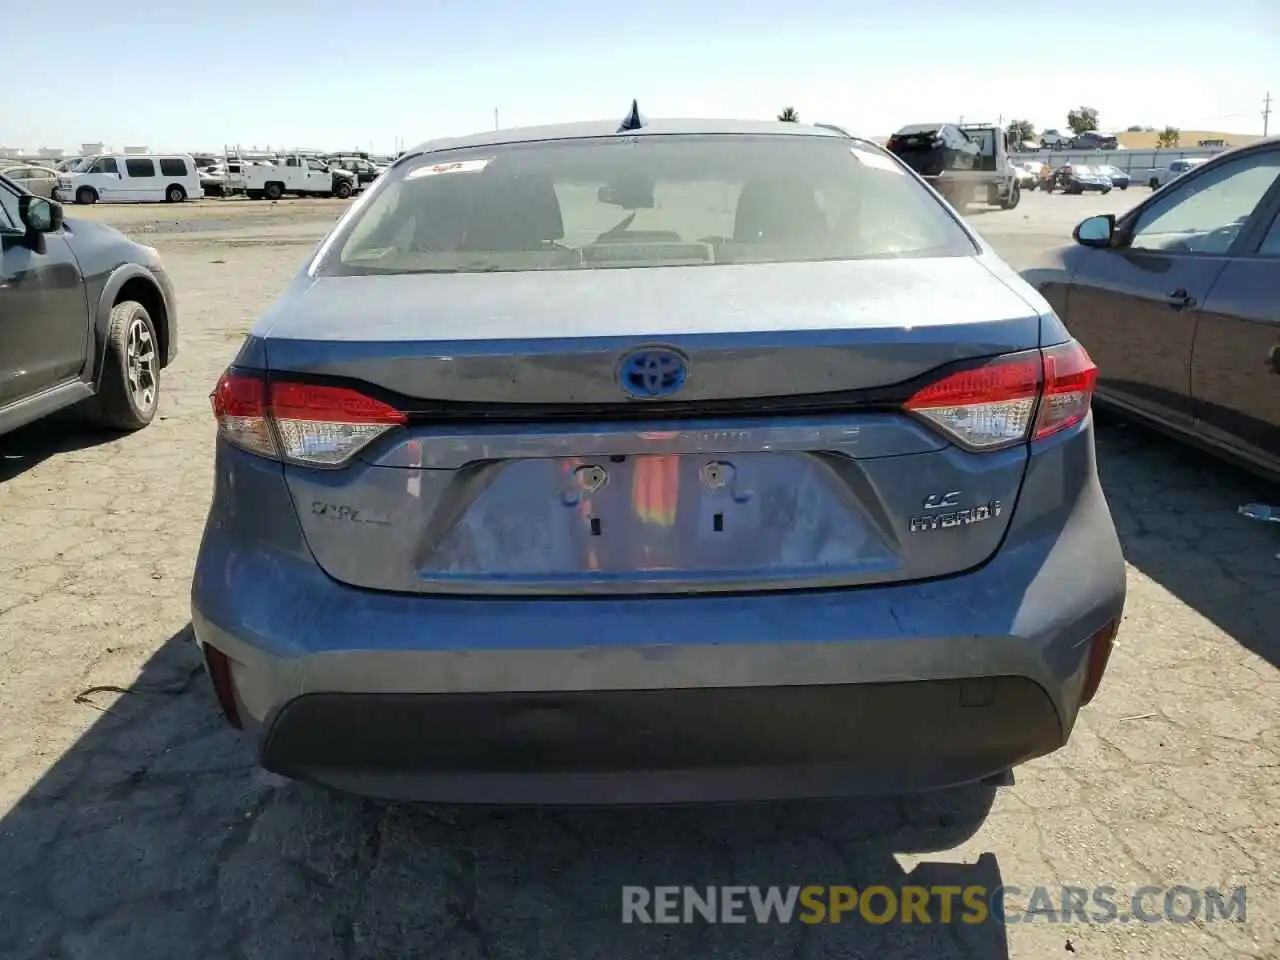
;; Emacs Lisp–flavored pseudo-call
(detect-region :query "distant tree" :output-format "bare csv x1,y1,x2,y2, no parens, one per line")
1067,107,1100,135
1125,124,1145,132
1157,126,1181,148
777,107,800,123
1006,119,1036,146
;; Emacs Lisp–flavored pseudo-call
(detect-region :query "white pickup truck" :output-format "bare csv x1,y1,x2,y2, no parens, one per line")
1146,157,1209,190
242,155,357,200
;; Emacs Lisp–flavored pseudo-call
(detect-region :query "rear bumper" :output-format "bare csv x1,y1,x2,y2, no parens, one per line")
191,419,1127,803
260,680,1061,804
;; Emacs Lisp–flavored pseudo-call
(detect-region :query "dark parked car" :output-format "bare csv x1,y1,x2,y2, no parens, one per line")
1051,164,1113,194
0,173,178,437
1022,138,1280,478
1071,132,1119,151
885,122,979,176
192,115,1126,804
330,156,381,185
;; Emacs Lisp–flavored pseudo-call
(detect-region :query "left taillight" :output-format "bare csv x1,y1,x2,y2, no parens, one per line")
210,368,406,467
903,341,1097,451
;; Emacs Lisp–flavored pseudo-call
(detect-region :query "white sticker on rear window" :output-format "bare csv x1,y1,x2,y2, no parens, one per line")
406,158,493,179
850,148,904,175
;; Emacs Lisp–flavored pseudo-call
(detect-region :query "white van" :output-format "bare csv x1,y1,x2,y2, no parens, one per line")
54,154,201,205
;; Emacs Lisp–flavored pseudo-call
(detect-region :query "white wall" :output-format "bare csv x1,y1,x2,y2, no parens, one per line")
1014,145,1225,174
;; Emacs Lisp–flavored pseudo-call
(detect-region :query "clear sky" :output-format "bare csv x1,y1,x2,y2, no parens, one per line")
9,0,1277,153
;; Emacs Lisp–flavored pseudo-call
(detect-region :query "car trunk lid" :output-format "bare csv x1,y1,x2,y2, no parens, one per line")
254,257,1051,596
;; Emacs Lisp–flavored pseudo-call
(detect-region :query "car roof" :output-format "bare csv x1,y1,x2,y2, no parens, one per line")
406,118,856,155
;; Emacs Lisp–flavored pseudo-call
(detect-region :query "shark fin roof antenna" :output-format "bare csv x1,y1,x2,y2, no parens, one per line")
617,100,646,133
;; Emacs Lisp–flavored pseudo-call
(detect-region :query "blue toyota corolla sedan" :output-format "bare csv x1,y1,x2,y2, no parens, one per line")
191,111,1126,804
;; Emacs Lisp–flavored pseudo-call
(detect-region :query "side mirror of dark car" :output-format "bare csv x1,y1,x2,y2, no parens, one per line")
18,195,62,252
1074,214,1115,248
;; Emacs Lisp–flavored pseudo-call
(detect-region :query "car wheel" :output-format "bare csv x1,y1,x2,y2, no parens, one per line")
264,182,284,200
1149,178,1160,189
1119,185,1128,190
76,186,98,205
333,179,353,199
1001,181,1021,209
165,184,187,203
91,300,160,431
1102,187,1112,195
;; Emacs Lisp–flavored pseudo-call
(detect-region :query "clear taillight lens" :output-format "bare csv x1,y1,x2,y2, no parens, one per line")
903,341,1097,451
211,369,407,467
904,351,1041,450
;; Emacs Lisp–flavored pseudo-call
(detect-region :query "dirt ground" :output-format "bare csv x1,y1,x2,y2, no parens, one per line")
0,190,1276,960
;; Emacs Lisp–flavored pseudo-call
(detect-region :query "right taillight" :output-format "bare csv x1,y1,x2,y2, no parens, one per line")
903,341,1097,451
1034,341,1098,440
210,368,406,467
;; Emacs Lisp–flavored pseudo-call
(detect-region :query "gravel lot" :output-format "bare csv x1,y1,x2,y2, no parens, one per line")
1,190,1276,960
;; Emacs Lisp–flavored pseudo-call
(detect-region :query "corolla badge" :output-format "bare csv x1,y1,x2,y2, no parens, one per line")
618,347,689,399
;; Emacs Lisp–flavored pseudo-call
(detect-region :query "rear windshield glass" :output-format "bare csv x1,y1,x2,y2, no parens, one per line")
318,134,975,276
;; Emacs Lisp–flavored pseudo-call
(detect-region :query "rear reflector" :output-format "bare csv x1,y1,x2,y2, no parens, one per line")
1079,618,1119,706
202,643,242,729
904,341,1096,451
211,370,406,467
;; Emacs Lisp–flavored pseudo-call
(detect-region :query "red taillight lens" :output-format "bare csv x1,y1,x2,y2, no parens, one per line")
1034,341,1098,440
211,369,277,459
211,369,407,467
903,341,1097,451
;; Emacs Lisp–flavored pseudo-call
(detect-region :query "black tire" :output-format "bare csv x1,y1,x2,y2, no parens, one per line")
246,190,265,200
76,186,98,205
165,184,187,203
264,182,284,200
1001,181,1021,210
91,300,160,431
1102,187,1112,195
1119,184,1128,190
1149,178,1160,189
333,179,353,199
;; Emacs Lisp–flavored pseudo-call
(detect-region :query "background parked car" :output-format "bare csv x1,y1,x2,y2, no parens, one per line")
0,173,178,437
1071,132,1119,150
1021,138,1280,479
1012,161,1043,188
1096,164,1131,189
54,154,201,204
1039,129,1073,149
1055,164,1113,194
329,156,381,186
1147,157,1209,190
0,164,58,199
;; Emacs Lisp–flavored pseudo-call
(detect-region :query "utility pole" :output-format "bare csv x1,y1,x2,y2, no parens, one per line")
494,107,500,130
1264,92,1272,137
